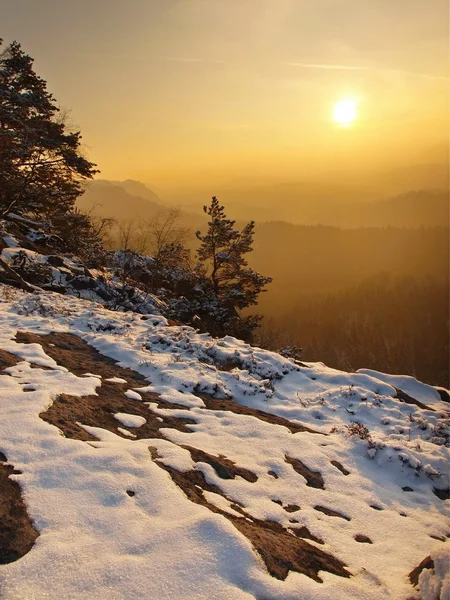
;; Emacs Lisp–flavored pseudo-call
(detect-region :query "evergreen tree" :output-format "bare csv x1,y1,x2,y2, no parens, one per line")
0,39,98,218
196,197,272,339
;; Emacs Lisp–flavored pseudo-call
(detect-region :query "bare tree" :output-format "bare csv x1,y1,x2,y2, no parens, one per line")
116,220,148,253
141,209,192,289
81,204,115,246
143,208,190,257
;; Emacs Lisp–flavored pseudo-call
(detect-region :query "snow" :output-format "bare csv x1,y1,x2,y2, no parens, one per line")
114,413,147,428
1,247,45,263
0,288,448,600
116,427,137,438
1,234,20,248
124,389,143,401
358,369,443,406
417,546,450,600
0,243,166,317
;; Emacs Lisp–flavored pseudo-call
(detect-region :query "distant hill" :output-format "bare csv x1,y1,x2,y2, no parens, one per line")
109,179,162,204
164,180,373,224
78,179,448,230
379,163,449,194
77,180,165,221
77,180,202,233
325,189,449,228
164,179,448,227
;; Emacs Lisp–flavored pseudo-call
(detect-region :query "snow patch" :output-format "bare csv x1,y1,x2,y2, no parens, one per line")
114,413,147,428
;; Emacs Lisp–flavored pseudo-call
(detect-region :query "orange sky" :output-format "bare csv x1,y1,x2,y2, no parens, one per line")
3,0,449,188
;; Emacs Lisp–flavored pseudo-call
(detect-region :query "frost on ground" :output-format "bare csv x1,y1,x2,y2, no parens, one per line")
0,288,448,600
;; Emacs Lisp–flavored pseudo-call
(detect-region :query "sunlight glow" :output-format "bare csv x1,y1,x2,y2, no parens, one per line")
333,98,358,126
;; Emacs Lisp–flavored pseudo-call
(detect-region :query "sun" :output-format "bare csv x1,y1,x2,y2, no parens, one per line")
333,98,358,126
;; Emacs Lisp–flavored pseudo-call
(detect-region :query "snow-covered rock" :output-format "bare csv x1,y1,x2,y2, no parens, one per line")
0,288,448,600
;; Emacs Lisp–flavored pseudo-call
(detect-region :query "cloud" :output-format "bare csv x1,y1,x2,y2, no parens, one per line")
282,61,449,81
164,57,226,65
283,62,367,71
164,57,204,63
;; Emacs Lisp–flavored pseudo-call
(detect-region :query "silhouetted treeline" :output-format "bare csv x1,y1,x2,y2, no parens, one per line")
257,273,449,388
251,224,448,305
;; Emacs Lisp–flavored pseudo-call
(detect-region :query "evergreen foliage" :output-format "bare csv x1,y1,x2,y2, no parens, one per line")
49,208,110,266
195,197,272,339
0,39,98,218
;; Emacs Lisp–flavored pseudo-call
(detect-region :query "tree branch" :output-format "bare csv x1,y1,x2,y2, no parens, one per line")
0,257,39,293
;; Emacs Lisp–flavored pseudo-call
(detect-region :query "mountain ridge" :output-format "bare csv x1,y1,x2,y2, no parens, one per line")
79,179,449,228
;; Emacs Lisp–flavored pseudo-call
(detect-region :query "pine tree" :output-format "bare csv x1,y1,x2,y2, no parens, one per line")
0,39,98,218
196,197,272,339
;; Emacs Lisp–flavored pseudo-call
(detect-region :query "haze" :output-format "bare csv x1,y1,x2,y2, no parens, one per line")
3,0,449,190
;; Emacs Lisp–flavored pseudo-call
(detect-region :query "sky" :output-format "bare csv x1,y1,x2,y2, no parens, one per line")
2,0,449,188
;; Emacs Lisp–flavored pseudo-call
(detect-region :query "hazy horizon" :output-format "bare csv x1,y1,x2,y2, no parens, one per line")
3,0,449,190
